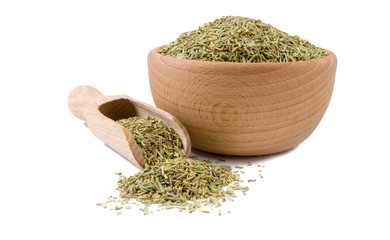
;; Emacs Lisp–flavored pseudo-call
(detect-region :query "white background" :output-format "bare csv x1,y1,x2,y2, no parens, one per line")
1,0,389,239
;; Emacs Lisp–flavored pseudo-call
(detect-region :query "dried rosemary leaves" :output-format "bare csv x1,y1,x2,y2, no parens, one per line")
116,157,243,213
159,16,328,63
117,116,186,165
97,116,263,215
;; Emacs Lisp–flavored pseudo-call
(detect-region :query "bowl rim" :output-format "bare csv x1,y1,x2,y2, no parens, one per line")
149,46,336,67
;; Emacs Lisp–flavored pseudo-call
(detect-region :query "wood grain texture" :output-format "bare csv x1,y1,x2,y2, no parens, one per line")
68,85,192,169
148,48,337,156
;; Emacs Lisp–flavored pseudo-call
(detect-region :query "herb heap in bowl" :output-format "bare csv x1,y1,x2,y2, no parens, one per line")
159,16,328,63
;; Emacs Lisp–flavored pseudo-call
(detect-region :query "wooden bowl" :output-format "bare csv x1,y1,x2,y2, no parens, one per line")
148,47,337,156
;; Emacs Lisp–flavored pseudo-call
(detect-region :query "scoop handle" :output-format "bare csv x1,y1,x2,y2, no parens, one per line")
68,85,105,121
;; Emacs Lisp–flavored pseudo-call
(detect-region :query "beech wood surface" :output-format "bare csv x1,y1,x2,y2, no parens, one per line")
148,48,337,156
68,85,191,169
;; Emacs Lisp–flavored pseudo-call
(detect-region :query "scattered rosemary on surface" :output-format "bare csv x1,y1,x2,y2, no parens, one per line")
95,116,266,215
116,157,245,214
159,16,328,63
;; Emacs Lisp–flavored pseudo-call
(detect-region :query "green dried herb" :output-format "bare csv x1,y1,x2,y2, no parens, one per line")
113,157,247,213
117,116,186,165
159,16,328,63
95,115,264,215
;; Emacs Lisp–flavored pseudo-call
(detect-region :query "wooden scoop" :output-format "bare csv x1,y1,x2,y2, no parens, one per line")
68,85,191,169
